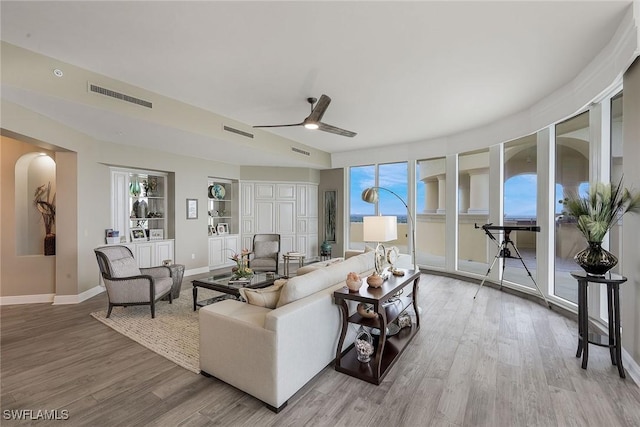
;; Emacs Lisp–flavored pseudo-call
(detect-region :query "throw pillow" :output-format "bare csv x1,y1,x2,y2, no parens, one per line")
110,257,141,278
254,241,279,258
239,279,287,309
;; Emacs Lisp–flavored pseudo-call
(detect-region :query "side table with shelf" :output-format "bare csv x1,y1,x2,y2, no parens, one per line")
333,269,421,384
571,270,627,378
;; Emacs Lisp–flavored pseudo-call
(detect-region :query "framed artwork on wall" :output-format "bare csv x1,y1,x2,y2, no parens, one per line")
324,190,337,243
186,198,198,219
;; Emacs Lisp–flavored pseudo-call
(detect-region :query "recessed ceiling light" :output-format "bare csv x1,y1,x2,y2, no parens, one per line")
53,69,64,77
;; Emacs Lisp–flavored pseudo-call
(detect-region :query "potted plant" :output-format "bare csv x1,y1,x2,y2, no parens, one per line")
561,178,640,275
33,182,56,256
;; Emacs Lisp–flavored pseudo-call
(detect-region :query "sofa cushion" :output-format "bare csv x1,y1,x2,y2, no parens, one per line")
295,257,344,276
276,251,375,308
110,257,141,278
239,279,287,308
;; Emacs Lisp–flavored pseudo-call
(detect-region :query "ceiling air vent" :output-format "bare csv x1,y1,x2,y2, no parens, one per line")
291,147,310,156
223,125,254,139
88,83,152,109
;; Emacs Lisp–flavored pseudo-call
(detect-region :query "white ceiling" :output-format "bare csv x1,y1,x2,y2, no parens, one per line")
0,1,633,167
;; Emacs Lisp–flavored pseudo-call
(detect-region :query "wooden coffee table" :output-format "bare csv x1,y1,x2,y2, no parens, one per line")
192,272,283,310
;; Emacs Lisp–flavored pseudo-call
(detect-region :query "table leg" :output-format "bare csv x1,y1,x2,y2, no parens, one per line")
284,257,289,277
607,283,616,365
612,283,626,378
576,279,584,359
334,300,349,368
581,280,589,369
192,285,197,311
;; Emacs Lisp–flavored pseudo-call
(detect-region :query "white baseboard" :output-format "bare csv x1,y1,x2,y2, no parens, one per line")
1,286,105,306
185,266,209,277
53,286,104,305
0,293,55,305
623,348,640,387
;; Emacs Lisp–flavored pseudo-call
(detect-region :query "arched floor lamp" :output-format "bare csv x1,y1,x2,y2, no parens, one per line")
361,187,417,270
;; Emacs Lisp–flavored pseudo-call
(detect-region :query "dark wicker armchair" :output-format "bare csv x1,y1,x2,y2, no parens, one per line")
94,245,173,318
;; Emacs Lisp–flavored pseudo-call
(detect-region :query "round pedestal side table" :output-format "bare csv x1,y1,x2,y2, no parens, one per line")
571,270,627,378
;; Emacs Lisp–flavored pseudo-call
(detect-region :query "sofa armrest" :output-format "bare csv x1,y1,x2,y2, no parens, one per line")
199,301,279,406
140,265,171,278
344,250,363,259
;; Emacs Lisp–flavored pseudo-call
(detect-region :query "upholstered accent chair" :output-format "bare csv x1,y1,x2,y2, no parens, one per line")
94,245,173,318
249,234,281,275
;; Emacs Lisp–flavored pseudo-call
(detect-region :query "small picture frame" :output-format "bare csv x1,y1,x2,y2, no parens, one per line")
130,227,147,242
186,198,198,219
208,225,216,236
149,229,164,240
217,223,229,235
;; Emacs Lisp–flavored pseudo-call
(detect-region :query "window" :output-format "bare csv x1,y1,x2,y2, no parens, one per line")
349,165,375,250
416,157,446,268
554,111,590,304
503,134,538,286
457,149,490,275
348,162,408,252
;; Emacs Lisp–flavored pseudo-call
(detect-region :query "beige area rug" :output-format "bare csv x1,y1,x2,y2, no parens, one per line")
90,287,223,374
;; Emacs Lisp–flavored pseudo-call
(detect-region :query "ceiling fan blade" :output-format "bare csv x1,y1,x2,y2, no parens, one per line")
317,122,357,137
253,123,303,129
306,94,331,123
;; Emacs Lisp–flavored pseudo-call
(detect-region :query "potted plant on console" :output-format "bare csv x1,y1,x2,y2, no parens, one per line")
561,178,640,276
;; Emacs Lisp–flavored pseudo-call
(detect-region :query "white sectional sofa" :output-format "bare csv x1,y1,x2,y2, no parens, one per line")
198,251,377,412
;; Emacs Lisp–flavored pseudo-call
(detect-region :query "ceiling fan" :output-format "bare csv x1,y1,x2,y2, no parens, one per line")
253,94,357,137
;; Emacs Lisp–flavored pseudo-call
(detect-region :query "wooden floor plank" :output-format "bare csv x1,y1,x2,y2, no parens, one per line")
1,273,639,426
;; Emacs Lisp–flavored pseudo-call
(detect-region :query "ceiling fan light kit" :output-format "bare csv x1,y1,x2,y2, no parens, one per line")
254,94,356,137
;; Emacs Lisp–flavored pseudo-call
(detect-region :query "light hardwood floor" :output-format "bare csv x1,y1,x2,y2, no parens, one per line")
2,273,640,426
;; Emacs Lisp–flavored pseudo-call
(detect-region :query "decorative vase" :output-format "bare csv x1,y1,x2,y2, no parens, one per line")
44,233,56,256
129,177,141,196
574,241,618,276
367,272,383,288
357,303,377,319
321,240,332,253
355,326,374,363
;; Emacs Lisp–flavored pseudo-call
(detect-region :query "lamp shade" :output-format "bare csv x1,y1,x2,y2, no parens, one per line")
363,216,398,242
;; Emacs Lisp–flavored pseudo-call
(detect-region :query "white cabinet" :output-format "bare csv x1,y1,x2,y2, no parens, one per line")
208,235,240,269
241,181,319,260
119,240,174,268
255,201,275,233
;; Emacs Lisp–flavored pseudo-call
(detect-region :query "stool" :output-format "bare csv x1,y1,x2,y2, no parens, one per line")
320,249,331,261
571,270,627,378
283,253,305,276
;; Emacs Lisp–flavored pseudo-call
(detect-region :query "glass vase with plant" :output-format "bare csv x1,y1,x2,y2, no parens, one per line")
561,178,640,275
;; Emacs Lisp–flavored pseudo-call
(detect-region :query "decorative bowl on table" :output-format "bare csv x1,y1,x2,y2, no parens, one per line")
366,272,383,288
345,272,362,292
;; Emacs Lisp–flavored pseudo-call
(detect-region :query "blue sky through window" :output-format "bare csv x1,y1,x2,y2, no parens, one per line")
350,163,409,220
505,174,537,218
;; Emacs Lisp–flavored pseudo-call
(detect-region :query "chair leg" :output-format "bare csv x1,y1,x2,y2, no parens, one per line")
151,301,155,319
169,291,173,304
106,304,113,318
